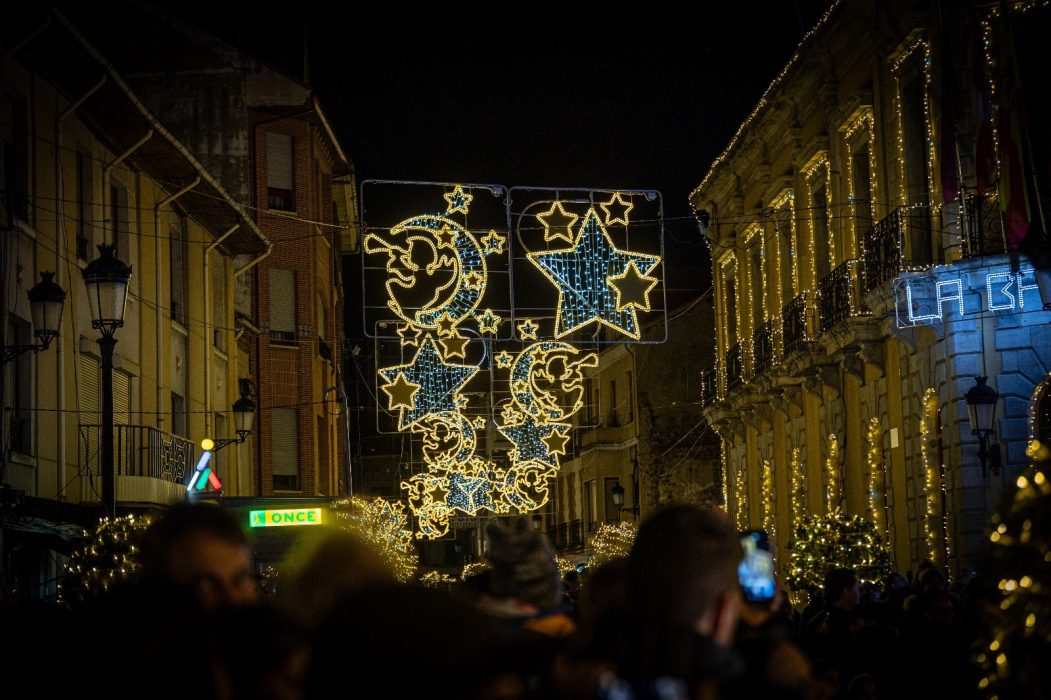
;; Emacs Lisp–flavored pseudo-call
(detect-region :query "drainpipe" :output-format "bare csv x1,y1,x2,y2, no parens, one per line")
102,129,153,242
204,225,239,438
53,74,106,500
233,244,273,279
154,177,200,431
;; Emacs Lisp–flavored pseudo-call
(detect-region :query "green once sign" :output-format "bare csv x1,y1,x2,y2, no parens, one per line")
248,508,324,528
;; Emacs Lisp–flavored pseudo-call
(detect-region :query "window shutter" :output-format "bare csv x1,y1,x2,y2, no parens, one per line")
79,354,100,423
269,268,296,336
271,408,298,476
113,371,131,426
267,133,293,190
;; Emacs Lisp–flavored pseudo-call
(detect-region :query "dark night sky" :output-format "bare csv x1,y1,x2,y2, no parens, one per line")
183,4,832,298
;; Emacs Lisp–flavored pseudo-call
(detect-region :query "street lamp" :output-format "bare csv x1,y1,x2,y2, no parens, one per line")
611,482,639,516
209,395,256,452
1,272,66,365
81,244,132,516
966,375,1000,476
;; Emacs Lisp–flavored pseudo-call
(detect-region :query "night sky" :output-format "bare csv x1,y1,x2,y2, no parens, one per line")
181,3,832,300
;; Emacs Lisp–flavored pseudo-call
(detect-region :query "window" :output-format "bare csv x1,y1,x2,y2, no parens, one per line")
774,206,795,304
79,353,100,424
76,149,93,260
212,256,226,350
170,211,189,326
851,147,873,242
171,393,187,437
724,272,737,341
267,133,294,211
608,378,618,426
583,479,596,532
317,292,327,341
111,182,130,265
272,408,299,490
811,176,831,280
1,93,28,221
6,316,32,454
113,371,131,427
316,415,328,491
604,477,621,523
749,241,764,329
624,370,633,424
269,268,296,344
899,57,935,266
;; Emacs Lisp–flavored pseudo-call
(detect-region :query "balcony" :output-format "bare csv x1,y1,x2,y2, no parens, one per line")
818,260,865,333
725,343,744,391
556,522,568,549
861,205,934,294
963,191,1005,258
782,293,808,355
568,518,584,549
78,425,196,502
752,320,776,375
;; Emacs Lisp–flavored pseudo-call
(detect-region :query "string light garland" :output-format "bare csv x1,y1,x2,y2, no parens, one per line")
735,456,749,531
418,570,457,587
528,207,661,341
720,438,730,508
787,510,891,594
790,447,806,532
843,108,879,257
920,389,948,566
589,521,637,568
761,458,776,552
803,153,834,288
865,417,887,537
333,497,418,582
825,433,842,513
60,514,150,606
461,561,491,581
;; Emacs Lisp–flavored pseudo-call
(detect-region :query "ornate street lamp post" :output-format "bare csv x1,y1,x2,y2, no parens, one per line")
966,375,1000,476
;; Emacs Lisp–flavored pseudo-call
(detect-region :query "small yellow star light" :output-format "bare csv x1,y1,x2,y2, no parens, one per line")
600,191,633,226
444,184,473,215
536,201,579,244
397,323,421,348
473,416,487,430
435,313,458,337
434,225,458,249
463,271,484,291
609,260,660,312
438,335,469,359
476,308,502,334
517,318,540,340
482,230,506,255
381,372,420,411
494,351,514,368
455,394,470,409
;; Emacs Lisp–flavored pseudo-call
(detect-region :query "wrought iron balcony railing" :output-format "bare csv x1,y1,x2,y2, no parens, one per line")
78,424,196,485
782,293,808,355
725,342,744,391
818,259,865,333
963,191,1005,258
861,205,934,294
568,519,584,548
752,320,776,375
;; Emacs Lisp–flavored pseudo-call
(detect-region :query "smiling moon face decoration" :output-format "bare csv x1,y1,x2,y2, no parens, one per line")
364,214,487,331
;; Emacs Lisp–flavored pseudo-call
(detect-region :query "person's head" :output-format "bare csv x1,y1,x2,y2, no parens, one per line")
627,504,742,646
824,568,859,609
917,566,947,593
485,517,560,611
140,503,259,610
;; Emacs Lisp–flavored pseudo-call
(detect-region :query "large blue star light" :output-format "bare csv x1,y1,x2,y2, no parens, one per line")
378,339,478,429
528,208,660,340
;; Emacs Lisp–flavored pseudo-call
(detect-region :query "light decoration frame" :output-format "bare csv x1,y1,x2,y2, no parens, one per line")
761,458,776,552
842,107,880,261
720,438,730,508
866,416,887,538
790,447,806,532
825,433,841,513
735,449,749,531
802,152,834,292
742,224,767,372
770,190,799,304
920,388,950,567
717,252,739,393
332,496,418,582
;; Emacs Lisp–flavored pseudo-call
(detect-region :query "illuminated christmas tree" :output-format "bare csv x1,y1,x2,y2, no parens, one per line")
59,514,151,606
786,510,890,593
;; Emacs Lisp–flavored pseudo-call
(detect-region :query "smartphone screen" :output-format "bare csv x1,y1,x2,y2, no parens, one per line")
738,530,776,603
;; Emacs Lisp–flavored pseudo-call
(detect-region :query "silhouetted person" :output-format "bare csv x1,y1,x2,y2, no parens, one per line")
140,502,260,610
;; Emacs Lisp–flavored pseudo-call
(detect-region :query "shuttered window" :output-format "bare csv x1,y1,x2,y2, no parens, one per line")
113,371,131,426
267,133,294,211
269,268,296,344
111,182,130,265
79,353,100,424
271,408,299,490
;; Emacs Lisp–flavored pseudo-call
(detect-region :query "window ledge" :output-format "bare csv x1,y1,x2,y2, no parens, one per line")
8,451,37,467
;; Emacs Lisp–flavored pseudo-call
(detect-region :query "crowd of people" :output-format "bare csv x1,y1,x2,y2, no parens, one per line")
0,502,1018,699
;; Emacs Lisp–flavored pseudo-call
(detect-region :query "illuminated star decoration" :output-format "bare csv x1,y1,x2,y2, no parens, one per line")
396,323,421,348
498,415,571,468
600,191,633,226
448,470,494,515
481,230,506,255
609,261,660,312
378,339,477,429
517,318,540,340
380,372,420,411
528,208,661,340
494,351,514,368
475,308,502,334
473,416,487,430
438,334,469,359
444,184,474,214
536,200,579,244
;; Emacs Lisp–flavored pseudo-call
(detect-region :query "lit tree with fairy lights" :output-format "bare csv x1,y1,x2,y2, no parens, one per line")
59,514,151,606
786,510,890,594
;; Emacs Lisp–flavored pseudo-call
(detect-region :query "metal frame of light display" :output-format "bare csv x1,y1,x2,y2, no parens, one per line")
363,182,663,539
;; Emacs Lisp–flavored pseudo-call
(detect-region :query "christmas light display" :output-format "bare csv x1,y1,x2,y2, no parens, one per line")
735,457,749,531
60,514,150,606
920,389,949,566
589,521,637,568
787,511,891,594
865,417,887,537
517,318,540,340
333,497,418,582
825,434,841,513
790,447,806,531
461,561,491,581
418,570,457,587
536,200,579,244
443,184,473,214
528,208,661,340
600,191,634,226
378,339,478,430
761,459,776,551
481,229,506,255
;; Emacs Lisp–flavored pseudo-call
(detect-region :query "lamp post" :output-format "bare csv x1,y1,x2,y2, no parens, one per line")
1,272,66,366
81,244,131,516
209,395,256,452
610,482,639,517
966,375,1000,477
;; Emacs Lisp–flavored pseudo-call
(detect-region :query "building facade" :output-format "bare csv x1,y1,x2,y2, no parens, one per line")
694,0,1051,576
0,11,267,597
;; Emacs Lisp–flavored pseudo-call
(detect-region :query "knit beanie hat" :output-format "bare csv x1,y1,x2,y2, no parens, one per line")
486,517,560,610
